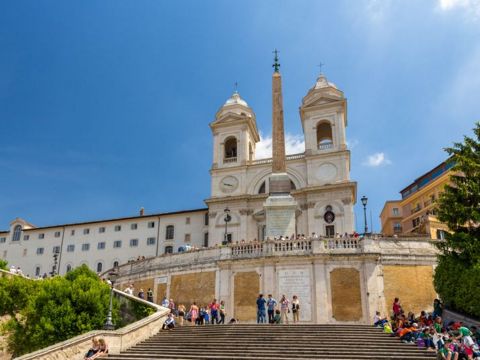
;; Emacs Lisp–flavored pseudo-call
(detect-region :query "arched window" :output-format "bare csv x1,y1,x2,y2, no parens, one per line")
96,262,103,273
12,225,22,241
35,266,41,277
66,264,72,273
113,260,119,268
165,225,174,240
258,181,266,194
316,122,333,149
224,137,237,160
165,246,173,254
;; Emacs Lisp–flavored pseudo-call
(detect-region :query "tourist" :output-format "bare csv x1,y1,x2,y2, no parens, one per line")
162,313,175,330
189,302,199,326
392,297,402,318
177,304,186,326
280,294,290,325
161,296,169,308
168,299,176,314
292,295,300,323
124,284,133,295
146,288,153,302
208,299,219,324
89,338,108,359
256,294,267,324
273,309,282,324
455,326,475,359
373,311,387,327
138,288,145,299
433,299,443,318
218,300,226,324
84,337,99,359
266,294,277,324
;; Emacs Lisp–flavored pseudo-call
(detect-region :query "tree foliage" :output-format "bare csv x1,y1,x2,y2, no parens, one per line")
0,259,7,271
0,265,118,357
434,122,480,317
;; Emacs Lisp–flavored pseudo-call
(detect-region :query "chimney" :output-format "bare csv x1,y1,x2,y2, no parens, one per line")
139,207,145,216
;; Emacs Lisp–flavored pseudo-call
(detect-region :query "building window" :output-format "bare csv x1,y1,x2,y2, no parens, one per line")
113,240,122,248
130,239,139,247
53,246,60,254
114,225,121,232
12,225,22,241
82,243,90,251
23,235,29,240
393,223,402,233
66,264,72,272
186,217,190,225
325,225,335,238
35,266,41,277
436,230,446,240
67,244,75,252
203,232,209,247
392,208,399,216
316,121,333,149
148,221,155,228
83,228,90,235
0,237,6,243
166,225,174,240
96,262,103,273
97,242,106,250
147,237,156,246
184,234,191,242
36,247,44,255
99,227,106,233
204,213,209,226
54,231,61,238
71,229,75,236
164,246,173,254
131,223,138,230
38,233,45,239
113,261,119,268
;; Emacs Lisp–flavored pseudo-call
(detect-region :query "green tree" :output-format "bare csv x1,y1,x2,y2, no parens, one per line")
0,259,7,271
434,122,480,317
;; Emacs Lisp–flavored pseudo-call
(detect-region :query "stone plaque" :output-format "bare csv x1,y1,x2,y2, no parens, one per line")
278,268,312,322
265,195,297,238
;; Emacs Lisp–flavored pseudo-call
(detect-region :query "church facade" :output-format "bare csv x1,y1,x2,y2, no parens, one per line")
0,72,356,278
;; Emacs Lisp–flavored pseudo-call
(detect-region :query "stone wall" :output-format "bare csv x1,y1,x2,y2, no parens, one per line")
234,271,260,321
169,272,216,308
383,265,437,316
330,268,362,321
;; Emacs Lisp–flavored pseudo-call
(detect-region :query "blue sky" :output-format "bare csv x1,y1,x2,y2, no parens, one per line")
1,0,479,232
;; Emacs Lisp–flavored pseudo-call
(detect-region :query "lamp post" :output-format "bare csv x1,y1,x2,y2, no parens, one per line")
50,249,59,276
223,208,231,245
104,269,118,330
361,195,368,236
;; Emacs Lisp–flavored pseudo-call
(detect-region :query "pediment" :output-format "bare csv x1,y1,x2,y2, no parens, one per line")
302,93,343,108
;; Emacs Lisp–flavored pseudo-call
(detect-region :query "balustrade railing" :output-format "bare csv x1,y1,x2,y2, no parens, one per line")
250,153,305,165
223,157,237,164
325,237,359,250
318,142,333,150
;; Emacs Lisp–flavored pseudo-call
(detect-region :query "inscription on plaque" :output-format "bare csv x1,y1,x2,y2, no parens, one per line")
278,268,312,322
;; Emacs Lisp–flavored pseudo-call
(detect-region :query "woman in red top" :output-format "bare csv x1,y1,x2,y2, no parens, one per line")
392,297,402,317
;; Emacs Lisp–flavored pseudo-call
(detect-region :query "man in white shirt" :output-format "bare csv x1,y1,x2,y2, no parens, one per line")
162,313,175,330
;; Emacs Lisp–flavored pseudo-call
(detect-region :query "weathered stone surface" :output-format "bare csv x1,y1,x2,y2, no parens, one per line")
383,265,437,315
330,268,362,321
156,283,167,304
265,194,297,238
234,271,259,321
169,272,215,308
278,268,312,321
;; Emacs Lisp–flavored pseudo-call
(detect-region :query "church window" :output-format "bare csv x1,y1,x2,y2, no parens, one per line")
316,122,333,149
258,181,266,194
224,137,237,160
165,246,173,254
166,225,174,240
204,213,209,226
96,262,103,273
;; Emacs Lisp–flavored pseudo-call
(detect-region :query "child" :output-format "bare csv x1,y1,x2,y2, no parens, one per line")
373,311,387,327
273,309,282,324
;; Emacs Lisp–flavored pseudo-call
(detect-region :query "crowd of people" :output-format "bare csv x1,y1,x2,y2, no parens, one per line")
256,294,301,324
375,298,480,359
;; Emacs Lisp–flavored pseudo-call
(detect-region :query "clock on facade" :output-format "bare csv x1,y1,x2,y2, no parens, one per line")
220,176,239,193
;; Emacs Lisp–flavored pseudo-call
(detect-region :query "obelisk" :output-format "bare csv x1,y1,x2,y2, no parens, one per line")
264,50,297,239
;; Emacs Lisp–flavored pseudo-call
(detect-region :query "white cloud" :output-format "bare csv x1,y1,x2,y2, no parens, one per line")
437,0,480,19
255,132,305,159
362,152,392,167
347,139,360,149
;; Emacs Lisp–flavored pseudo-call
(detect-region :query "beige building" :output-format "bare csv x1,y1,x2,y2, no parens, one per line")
380,160,452,239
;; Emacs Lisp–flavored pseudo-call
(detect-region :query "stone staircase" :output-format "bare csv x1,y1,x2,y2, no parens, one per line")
107,324,437,360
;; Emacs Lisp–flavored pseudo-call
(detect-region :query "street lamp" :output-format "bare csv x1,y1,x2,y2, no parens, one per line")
361,195,368,236
50,249,59,276
104,269,118,330
223,208,232,245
